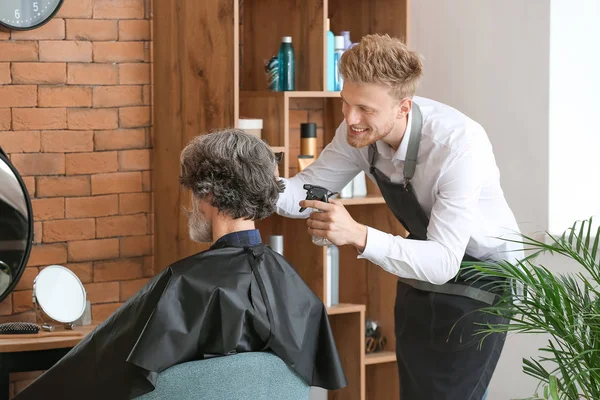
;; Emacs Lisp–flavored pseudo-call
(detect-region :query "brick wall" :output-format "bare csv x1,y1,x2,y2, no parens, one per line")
0,1,153,394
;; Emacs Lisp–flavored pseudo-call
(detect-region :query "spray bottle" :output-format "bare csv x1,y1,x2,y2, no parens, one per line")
299,184,338,246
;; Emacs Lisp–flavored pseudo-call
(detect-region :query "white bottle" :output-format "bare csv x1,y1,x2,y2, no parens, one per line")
325,245,339,307
352,171,367,197
340,180,353,198
333,36,345,91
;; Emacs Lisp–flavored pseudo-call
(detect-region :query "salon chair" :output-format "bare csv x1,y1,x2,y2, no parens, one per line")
134,351,311,400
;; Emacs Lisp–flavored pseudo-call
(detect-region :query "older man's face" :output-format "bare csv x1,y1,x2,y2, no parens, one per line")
188,196,212,242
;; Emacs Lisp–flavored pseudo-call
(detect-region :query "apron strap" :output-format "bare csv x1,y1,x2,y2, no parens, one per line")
404,102,423,185
398,277,498,305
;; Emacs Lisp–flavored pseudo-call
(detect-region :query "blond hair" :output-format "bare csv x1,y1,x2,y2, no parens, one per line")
339,34,423,100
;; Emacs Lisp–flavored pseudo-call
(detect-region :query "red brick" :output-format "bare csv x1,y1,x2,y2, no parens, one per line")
56,0,93,18
119,192,151,215
13,290,33,313
11,19,65,40
120,278,150,300
119,20,150,41
66,262,93,283
118,63,150,85
34,221,42,243
68,238,119,262
92,302,122,323
94,128,146,151
0,311,36,324
120,235,152,257
66,195,118,218
0,31,9,40
0,295,12,316
41,130,93,153
15,267,39,291
93,258,143,282
94,0,144,19
11,153,65,175
38,86,92,107
22,176,35,197
141,170,151,191
0,109,10,130
119,106,150,128
68,108,118,130
31,197,65,221
118,149,150,171
27,243,68,266
11,62,66,84
85,282,119,304
66,19,118,41
93,42,144,63
42,218,95,243
0,63,10,84
67,63,118,85
0,42,38,62
0,85,37,108
37,176,90,197
0,131,40,152
91,171,142,195
97,214,147,238
12,108,67,130
142,255,154,276
66,151,118,175
93,86,143,108
39,41,92,62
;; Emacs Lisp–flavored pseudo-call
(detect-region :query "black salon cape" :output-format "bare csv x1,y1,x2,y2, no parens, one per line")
15,243,347,399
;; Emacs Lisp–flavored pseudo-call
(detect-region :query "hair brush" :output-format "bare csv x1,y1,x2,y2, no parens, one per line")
0,322,84,338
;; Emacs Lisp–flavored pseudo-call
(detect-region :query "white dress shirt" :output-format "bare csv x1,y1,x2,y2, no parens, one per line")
276,96,524,285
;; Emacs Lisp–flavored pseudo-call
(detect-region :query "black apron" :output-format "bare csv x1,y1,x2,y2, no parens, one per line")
368,104,508,400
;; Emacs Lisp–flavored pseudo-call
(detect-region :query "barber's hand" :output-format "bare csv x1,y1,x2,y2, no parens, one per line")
300,199,367,251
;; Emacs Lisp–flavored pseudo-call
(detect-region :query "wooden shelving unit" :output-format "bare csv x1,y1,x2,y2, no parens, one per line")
154,1,409,399
365,351,397,365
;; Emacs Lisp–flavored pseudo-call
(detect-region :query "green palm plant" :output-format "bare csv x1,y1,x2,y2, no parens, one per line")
464,217,600,400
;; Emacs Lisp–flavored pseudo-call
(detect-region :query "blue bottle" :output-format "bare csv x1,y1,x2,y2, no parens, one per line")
333,36,345,91
278,36,295,91
326,19,335,91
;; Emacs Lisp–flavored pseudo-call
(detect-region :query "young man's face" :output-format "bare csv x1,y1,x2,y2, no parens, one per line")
341,81,405,148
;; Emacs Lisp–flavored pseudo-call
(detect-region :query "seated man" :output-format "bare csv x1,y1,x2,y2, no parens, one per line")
15,129,347,400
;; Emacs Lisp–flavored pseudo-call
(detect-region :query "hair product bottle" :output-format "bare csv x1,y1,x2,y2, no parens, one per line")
278,36,295,91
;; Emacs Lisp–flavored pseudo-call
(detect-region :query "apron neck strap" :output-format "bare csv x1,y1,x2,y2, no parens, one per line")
367,102,423,186
404,102,423,184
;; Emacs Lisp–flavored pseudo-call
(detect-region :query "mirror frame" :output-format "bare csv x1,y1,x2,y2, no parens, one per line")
0,146,35,304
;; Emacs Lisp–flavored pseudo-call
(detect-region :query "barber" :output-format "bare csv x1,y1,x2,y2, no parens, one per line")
276,34,524,400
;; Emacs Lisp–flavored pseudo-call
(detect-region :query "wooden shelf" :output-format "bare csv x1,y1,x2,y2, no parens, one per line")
241,90,341,99
364,351,397,366
327,303,366,315
338,195,386,206
270,146,285,153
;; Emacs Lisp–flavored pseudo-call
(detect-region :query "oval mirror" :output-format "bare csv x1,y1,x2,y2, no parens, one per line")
33,265,86,331
0,147,34,303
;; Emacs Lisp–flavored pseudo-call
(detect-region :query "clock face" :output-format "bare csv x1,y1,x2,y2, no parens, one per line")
0,0,64,31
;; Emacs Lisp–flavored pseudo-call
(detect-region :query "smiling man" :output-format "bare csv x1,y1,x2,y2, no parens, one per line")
276,34,524,400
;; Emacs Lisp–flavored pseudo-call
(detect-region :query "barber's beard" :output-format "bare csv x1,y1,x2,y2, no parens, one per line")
346,121,395,148
187,205,213,243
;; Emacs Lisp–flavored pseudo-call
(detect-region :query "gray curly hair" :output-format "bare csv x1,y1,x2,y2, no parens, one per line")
180,129,285,220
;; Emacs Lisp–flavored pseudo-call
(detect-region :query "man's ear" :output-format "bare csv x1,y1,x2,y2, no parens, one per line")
396,97,412,119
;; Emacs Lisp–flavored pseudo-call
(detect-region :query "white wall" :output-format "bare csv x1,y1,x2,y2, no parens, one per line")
410,1,552,398
548,0,600,234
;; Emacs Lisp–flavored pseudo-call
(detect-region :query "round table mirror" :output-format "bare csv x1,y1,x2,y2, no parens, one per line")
33,265,86,330
0,147,34,303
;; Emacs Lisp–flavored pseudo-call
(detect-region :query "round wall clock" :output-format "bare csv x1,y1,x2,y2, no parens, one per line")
0,0,64,31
